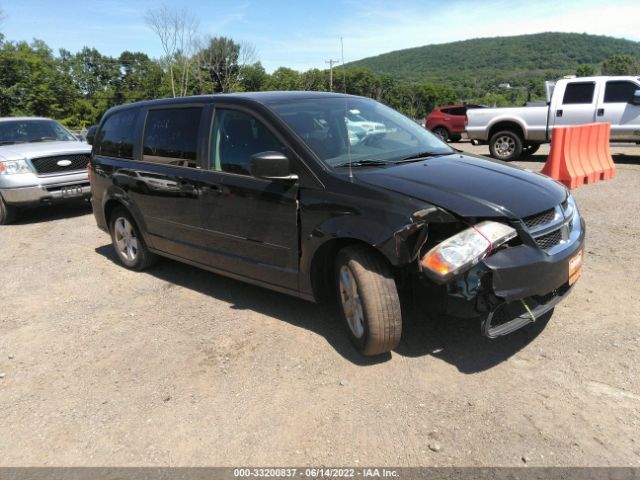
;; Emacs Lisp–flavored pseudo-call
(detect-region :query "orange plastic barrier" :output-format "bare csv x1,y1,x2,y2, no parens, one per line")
540,123,616,189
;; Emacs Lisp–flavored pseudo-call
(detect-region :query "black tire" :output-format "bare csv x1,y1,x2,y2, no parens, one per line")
0,194,18,225
450,134,462,143
432,127,449,143
489,130,523,161
335,245,402,356
521,144,541,158
109,207,157,270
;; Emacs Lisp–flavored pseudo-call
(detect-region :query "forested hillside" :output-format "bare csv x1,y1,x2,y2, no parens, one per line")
346,32,640,84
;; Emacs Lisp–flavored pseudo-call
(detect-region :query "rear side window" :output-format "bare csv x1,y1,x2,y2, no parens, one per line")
143,108,202,168
439,108,451,115
448,107,466,116
97,109,139,159
604,81,638,103
562,83,595,105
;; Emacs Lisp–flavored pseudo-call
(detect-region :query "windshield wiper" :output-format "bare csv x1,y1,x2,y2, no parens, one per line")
333,159,391,168
395,151,449,163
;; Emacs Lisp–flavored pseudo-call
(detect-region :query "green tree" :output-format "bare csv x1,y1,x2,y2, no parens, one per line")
602,54,640,75
301,68,327,92
238,62,267,92
576,64,595,77
265,67,302,91
0,39,77,119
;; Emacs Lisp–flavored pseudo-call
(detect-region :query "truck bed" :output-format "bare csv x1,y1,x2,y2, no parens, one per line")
466,105,549,143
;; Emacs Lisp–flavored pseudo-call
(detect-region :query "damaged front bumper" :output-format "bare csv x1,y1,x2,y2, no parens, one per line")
432,215,585,337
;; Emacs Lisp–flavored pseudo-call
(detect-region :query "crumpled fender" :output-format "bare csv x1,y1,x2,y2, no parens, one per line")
380,206,458,264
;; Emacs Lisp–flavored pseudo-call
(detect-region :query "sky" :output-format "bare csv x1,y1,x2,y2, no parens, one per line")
1,0,639,72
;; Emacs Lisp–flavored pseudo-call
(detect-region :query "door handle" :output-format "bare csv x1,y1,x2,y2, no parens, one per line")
556,109,563,117
597,108,605,117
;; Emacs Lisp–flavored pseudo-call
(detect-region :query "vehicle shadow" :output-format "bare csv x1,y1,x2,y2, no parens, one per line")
95,244,547,372
396,302,551,373
12,200,92,225
94,244,386,366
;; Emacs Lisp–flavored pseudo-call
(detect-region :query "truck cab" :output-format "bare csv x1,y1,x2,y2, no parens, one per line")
550,76,640,140
466,76,640,161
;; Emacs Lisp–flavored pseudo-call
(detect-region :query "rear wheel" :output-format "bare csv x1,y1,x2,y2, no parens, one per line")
489,130,523,161
432,127,449,143
0,195,18,225
109,207,156,270
335,246,402,356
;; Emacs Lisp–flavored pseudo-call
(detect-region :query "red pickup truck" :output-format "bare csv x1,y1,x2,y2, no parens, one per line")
426,104,485,142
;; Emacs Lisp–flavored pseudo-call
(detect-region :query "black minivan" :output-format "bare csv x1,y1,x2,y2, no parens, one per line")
88,92,584,356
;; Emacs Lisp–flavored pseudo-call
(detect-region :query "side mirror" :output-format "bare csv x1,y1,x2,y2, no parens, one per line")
249,151,298,181
86,125,98,145
632,90,640,106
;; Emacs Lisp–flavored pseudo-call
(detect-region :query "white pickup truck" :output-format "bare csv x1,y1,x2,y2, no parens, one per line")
466,76,640,161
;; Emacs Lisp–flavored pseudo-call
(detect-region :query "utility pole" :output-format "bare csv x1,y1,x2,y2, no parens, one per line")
325,59,340,92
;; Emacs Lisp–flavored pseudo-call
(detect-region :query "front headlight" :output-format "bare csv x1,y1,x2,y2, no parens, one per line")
0,159,33,175
421,221,517,282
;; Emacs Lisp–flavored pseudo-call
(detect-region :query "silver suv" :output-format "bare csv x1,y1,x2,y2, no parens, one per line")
0,117,92,224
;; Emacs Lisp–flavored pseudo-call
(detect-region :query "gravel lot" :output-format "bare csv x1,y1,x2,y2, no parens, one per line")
1,143,639,466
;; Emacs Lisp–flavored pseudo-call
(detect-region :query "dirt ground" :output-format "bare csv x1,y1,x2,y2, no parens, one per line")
1,143,639,467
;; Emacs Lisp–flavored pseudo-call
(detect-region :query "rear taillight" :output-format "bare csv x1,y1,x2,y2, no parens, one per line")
87,161,92,185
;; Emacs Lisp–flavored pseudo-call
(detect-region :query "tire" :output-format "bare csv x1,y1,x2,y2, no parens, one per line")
0,194,18,225
335,245,402,356
109,207,157,270
521,144,541,158
489,130,523,161
432,127,449,143
450,134,462,143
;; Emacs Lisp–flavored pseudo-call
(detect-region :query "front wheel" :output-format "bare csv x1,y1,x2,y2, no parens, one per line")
0,195,18,225
489,130,523,161
109,207,157,270
335,246,402,356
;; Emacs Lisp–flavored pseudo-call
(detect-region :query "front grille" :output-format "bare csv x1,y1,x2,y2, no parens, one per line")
535,229,563,250
523,208,556,229
30,154,90,175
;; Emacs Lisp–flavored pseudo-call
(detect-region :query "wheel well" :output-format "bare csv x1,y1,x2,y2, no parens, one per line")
104,199,125,227
432,125,449,133
309,238,389,304
488,122,524,141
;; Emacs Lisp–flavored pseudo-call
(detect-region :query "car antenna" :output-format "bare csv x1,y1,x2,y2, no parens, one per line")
341,36,353,181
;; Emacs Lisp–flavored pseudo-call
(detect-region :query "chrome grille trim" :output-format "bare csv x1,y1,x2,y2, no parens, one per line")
523,198,581,254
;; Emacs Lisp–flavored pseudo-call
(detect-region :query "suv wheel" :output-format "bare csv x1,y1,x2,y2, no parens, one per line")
489,130,523,161
335,246,402,356
0,195,18,225
432,127,449,142
109,207,156,270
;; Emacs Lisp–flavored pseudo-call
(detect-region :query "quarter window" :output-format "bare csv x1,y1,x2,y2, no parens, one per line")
448,107,466,116
210,109,286,176
604,81,638,103
97,109,139,159
143,108,202,168
562,83,595,105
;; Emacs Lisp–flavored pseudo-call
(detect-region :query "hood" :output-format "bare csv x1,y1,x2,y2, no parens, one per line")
0,141,91,162
354,153,567,219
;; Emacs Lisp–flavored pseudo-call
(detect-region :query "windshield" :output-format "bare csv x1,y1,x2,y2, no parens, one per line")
0,119,77,145
269,97,454,168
